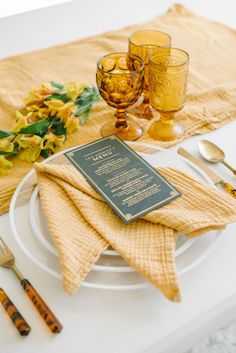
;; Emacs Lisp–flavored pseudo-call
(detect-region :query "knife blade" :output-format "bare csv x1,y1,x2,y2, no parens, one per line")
177,147,236,198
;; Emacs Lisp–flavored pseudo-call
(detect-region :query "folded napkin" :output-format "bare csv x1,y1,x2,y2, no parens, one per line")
1,4,236,215
34,163,236,302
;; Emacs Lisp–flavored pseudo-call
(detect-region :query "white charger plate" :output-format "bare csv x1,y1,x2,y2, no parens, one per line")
9,142,222,290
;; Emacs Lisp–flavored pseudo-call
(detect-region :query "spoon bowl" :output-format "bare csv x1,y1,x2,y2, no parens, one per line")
198,139,236,175
198,140,225,163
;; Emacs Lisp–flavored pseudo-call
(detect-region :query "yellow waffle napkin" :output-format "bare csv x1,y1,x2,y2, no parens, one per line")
34,163,236,302
1,4,236,215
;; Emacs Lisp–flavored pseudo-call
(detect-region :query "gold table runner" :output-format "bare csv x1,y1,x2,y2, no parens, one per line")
1,4,236,214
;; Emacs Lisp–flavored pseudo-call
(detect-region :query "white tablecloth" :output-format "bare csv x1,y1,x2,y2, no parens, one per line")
1,1,236,352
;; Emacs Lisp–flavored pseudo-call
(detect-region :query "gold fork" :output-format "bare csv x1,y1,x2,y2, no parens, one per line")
0,236,63,333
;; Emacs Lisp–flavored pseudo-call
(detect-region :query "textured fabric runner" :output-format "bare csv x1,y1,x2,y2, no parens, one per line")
1,4,236,214
34,163,236,301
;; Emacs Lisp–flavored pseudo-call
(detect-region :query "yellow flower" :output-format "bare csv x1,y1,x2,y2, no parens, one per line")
44,99,65,117
44,99,64,109
37,83,53,96
20,148,41,163
24,92,44,106
24,83,53,106
64,82,86,100
0,156,13,175
57,101,77,124
64,115,80,135
0,139,14,175
0,139,14,153
18,135,42,163
18,135,42,149
42,133,65,151
24,107,51,122
12,111,28,133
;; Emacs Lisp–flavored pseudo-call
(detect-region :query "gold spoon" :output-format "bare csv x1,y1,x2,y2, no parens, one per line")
198,140,236,175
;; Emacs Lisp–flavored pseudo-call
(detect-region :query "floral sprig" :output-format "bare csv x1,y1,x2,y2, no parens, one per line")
0,81,100,175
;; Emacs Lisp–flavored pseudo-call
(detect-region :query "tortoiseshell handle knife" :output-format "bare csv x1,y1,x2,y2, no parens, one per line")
178,147,236,198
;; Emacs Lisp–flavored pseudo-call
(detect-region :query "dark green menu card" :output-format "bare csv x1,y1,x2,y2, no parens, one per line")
65,135,181,224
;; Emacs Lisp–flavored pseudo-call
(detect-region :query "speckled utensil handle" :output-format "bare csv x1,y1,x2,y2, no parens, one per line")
21,279,63,334
0,288,31,336
223,182,236,198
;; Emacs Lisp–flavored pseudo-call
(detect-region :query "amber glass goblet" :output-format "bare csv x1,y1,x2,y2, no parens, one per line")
128,30,171,120
96,52,144,141
148,48,189,141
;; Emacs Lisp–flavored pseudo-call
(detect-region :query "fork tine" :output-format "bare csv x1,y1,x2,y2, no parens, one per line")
0,236,11,255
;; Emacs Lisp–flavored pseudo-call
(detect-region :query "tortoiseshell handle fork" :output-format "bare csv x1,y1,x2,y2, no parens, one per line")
0,288,31,336
21,279,62,333
0,236,63,334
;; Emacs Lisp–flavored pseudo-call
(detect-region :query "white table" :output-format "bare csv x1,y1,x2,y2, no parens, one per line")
1,1,236,352
0,0,72,18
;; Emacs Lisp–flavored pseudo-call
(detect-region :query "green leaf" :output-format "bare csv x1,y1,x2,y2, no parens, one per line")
53,89,67,95
19,120,50,137
75,94,91,106
75,103,91,117
83,87,93,94
92,86,100,100
79,106,92,126
0,129,13,139
75,86,100,106
46,93,70,103
40,149,50,159
50,81,64,89
0,149,18,156
51,119,66,136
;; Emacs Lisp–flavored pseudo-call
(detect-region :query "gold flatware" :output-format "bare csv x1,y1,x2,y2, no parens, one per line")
198,140,236,175
0,237,63,334
0,287,31,336
178,147,236,198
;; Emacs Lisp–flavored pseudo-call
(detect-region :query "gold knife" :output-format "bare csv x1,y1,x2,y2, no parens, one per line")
177,147,236,198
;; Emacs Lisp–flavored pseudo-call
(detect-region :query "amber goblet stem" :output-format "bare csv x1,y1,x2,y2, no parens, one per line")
115,109,128,128
160,111,175,124
142,87,149,104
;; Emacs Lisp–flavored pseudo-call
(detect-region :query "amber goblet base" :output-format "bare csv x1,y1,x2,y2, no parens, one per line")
148,113,184,142
101,115,142,141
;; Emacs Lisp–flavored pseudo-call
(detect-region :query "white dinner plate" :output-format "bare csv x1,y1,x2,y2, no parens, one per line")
9,141,222,290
